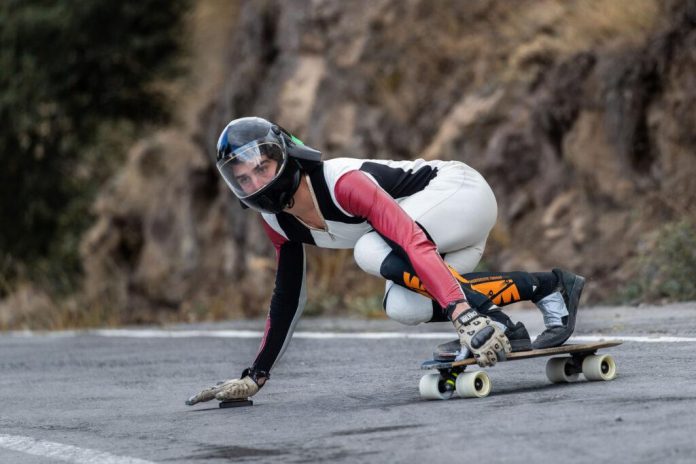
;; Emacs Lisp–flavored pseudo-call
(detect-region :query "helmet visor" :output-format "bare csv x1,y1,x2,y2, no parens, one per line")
216,142,287,199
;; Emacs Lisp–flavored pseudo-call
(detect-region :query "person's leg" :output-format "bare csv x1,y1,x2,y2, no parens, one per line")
371,243,553,313
374,247,535,355
354,230,531,354
380,281,433,325
375,245,582,348
354,228,577,320
354,231,437,325
453,270,558,313
451,268,585,349
353,164,501,325
530,269,585,348
352,164,581,348
354,231,490,324
371,163,497,321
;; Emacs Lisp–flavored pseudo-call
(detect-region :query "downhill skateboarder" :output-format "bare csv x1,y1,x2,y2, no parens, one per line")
186,117,584,405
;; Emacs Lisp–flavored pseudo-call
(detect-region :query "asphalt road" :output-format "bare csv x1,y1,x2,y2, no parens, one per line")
1,303,696,463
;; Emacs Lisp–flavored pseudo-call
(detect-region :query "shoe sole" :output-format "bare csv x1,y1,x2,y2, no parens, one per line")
511,338,532,352
564,273,585,333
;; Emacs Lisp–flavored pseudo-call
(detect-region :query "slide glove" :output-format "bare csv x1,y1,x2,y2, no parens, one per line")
185,368,268,405
453,308,512,367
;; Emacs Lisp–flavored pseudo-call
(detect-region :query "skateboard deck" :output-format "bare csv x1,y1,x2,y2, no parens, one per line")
419,340,622,400
219,399,253,408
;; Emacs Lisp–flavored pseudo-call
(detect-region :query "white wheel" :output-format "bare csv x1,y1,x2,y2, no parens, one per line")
455,371,491,398
582,354,617,381
546,357,580,383
419,373,454,400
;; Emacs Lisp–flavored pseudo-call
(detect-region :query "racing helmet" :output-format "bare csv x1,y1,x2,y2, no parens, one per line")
215,117,321,214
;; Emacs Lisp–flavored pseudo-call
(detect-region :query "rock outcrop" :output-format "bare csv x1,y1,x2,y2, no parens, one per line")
80,0,696,323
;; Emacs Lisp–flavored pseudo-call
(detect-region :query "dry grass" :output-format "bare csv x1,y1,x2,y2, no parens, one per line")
304,248,387,319
0,249,387,331
621,219,696,303
0,284,120,331
502,0,661,79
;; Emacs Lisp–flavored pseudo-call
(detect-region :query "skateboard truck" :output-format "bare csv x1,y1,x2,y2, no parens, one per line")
219,399,253,408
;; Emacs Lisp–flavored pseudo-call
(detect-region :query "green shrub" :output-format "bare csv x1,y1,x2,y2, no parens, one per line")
626,220,696,302
0,0,189,296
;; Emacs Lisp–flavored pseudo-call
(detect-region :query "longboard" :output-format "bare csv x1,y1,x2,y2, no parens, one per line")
419,340,622,400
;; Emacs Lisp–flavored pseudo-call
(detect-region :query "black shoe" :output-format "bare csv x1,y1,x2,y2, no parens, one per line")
505,321,533,352
532,269,585,349
487,310,532,352
434,319,532,361
433,339,462,361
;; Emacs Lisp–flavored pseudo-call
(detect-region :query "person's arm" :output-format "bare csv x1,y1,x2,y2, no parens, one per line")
185,220,307,405
334,170,465,309
250,220,307,375
333,170,511,368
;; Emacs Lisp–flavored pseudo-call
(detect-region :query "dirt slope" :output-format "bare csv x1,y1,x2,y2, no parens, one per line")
78,0,696,323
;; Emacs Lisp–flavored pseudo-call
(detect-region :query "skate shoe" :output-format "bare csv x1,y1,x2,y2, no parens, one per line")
532,268,585,349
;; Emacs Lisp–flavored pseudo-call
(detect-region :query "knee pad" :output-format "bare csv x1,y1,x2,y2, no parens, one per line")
383,283,432,326
353,233,391,277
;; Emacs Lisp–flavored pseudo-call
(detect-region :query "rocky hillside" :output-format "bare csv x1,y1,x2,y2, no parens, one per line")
74,0,696,324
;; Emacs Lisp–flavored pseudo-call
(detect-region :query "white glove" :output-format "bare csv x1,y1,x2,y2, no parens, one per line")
185,379,239,405
453,308,511,367
186,368,267,405
214,376,260,401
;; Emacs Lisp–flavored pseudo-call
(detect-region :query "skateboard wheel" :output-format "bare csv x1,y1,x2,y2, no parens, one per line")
455,371,491,398
546,357,580,383
582,354,617,381
418,373,454,400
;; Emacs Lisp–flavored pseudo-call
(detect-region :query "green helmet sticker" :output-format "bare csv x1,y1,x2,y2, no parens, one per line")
290,135,305,146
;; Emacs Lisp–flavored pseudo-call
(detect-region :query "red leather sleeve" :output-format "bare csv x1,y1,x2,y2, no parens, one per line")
334,170,465,308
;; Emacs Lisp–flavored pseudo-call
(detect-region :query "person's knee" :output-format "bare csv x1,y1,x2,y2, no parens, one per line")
384,286,432,325
442,244,485,275
354,233,389,276
385,305,426,325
